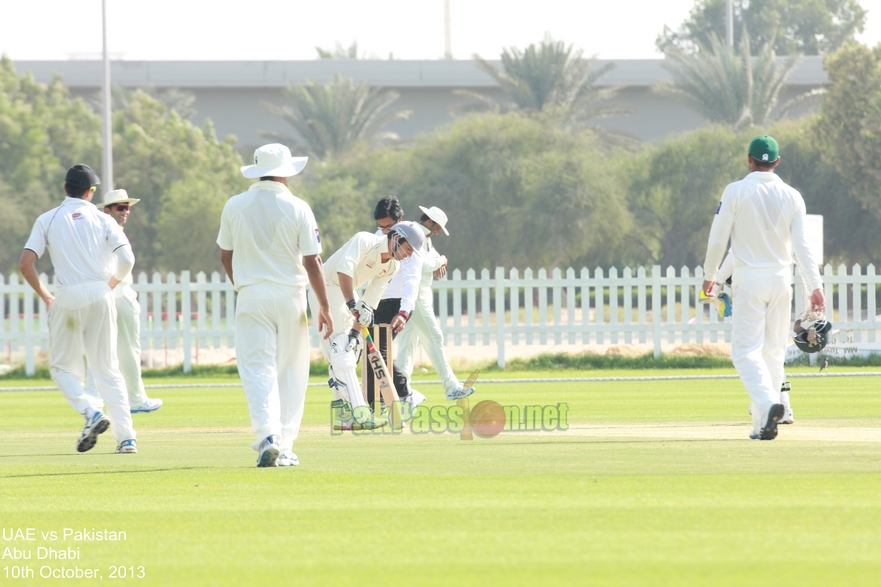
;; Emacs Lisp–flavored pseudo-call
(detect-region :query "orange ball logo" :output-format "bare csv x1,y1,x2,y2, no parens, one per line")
469,400,506,438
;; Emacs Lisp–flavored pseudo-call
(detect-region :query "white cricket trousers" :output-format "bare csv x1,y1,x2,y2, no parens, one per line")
85,289,148,406
235,284,310,453
396,287,460,396
49,282,136,442
730,267,791,416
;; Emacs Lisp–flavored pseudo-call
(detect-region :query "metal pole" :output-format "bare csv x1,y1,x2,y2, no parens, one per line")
726,0,734,48
101,0,113,192
444,0,452,59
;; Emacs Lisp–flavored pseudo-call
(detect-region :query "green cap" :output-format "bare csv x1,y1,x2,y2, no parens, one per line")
748,135,779,163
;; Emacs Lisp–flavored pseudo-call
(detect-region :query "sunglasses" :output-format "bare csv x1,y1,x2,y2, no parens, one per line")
111,204,130,212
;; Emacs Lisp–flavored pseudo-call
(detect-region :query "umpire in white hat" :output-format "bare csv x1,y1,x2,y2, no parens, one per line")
217,143,333,467
85,189,163,414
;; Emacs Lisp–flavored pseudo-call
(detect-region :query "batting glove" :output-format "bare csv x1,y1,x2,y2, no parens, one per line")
345,330,362,355
350,301,374,327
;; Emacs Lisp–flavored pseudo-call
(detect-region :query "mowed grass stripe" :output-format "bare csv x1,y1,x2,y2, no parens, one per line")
1,372,880,586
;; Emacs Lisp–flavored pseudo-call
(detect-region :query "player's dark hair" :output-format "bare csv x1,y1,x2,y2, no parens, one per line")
63,184,91,199
374,197,403,221
749,155,778,171
419,213,430,223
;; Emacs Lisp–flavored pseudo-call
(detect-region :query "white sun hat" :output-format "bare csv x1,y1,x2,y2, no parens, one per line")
101,189,140,207
240,143,308,179
418,205,450,235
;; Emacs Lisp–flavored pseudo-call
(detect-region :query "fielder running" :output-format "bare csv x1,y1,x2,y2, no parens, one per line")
308,222,424,429
19,164,138,454
702,135,823,440
395,206,476,400
85,189,162,413
218,143,333,467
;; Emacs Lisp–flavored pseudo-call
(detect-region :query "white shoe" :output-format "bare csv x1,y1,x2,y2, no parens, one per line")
278,452,298,467
76,412,110,453
406,389,426,411
779,409,795,425
446,385,475,400
131,398,163,413
256,435,280,467
115,439,137,454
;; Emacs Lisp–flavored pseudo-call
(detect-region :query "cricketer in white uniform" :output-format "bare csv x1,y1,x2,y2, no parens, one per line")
217,144,333,467
19,164,138,454
716,252,795,425
395,206,476,400
308,223,423,427
84,189,162,413
702,136,824,440
371,197,423,406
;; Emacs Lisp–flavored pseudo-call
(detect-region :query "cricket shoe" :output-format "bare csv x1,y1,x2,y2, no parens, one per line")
759,404,785,440
779,409,795,425
131,398,163,413
446,385,476,400
256,435,280,467
278,452,299,467
115,439,137,454
76,411,111,453
404,389,425,414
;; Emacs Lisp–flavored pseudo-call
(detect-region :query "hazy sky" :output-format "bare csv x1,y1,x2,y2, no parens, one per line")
2,0,879,61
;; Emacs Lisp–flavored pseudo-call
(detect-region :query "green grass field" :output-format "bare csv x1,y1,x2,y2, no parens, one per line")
2,368,880,586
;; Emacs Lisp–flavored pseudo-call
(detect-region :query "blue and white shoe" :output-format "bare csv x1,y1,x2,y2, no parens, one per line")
446,385,475,400
131,398,163,413
76,412,110,453
256,435,280,467
115,439,137,454
278,452,299,467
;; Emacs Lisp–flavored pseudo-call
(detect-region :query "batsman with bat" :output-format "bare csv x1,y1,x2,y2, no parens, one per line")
308,222,424,430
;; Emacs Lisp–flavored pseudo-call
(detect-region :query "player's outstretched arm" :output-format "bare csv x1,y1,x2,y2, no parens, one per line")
19,249,54,310
304,254,333,339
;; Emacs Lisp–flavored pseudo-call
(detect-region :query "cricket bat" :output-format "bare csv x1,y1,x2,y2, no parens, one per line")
358,324,404,431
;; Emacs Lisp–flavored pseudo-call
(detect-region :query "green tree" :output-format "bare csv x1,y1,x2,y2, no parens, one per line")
458,37,631,134
655,30,815,129
816,42,881,226
261,74,411,160
771,117,881,266
0,57,101,273
657,0,867,56
397,111,631,270
112,91,247,273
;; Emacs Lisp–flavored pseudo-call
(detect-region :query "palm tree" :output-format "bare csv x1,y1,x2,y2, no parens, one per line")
654,29,821,129
262,74,411,160
456,37,631,130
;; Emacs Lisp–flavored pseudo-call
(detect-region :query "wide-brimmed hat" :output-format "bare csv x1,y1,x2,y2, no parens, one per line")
418,205,449,235
241,143,308,179
101,189,140,207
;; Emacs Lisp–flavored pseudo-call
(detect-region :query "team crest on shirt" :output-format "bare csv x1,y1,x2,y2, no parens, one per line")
71,212,83,219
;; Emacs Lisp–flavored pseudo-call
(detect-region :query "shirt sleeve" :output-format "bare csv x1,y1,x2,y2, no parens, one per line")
216,202,233,250
790,196,822,291
336,234,369,279
298,206,322,257
23,215,47,258
362,266,397,309
398,252,422,313
420,240,445,273
105,217,130,252
703,186,735,282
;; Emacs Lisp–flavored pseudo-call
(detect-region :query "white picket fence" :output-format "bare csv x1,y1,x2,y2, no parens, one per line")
2,265,880,374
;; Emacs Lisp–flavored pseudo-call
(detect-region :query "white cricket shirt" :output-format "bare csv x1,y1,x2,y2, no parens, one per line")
377,228,422,313
323,232,399,308
216,181,322,291
703,171,821,291
24,197,130,286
